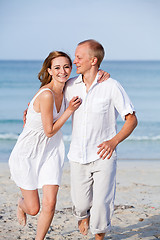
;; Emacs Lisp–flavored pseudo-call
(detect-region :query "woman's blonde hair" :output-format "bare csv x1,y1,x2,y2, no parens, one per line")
38,51,72,87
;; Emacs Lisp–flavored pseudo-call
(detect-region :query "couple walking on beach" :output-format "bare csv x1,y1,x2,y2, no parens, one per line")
9,39,137,240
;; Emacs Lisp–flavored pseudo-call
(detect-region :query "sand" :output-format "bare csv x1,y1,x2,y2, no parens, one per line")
0,160,160,240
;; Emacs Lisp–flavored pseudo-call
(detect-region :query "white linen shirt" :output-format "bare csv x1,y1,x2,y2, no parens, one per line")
64,74,135,164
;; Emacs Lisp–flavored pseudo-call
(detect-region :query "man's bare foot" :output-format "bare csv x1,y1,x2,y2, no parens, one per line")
78,217,90,235
17,198,27,226
95,233,105,240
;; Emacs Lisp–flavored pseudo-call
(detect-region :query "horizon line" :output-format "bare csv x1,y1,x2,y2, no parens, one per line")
0,59,160,62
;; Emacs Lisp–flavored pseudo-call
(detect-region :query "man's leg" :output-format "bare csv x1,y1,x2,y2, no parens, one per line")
90,156,117,238
70,161,93,235
78,217,90,235
95,233,105,240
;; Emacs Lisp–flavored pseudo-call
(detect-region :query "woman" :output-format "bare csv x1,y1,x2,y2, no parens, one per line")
9,51,81,240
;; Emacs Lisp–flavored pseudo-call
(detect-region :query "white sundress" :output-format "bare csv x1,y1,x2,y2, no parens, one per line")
9,88,65,190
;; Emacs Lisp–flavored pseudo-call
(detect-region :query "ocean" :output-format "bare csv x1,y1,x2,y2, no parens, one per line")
0,60,160,162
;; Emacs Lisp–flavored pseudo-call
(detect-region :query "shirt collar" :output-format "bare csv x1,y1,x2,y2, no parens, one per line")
75,73,99,85
75,74,83,84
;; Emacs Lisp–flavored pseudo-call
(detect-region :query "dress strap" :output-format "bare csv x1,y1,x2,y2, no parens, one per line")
32,88,53,102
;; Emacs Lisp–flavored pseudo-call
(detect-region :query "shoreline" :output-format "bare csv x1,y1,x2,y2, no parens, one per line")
0,160,160,239
1,157,160,164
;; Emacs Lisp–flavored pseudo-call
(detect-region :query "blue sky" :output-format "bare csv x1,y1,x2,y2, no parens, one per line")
0,0,160,60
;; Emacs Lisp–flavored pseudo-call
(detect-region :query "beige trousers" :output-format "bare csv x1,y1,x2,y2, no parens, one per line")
70,156,117,235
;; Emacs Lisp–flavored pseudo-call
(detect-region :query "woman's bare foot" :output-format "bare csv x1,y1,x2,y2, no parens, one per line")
78,217,90,235
17,198,27,226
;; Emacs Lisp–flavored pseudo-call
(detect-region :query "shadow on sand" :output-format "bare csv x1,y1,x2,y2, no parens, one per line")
106,214,160,240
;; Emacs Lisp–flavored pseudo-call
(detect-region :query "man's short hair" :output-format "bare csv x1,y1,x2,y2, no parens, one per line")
78,39,105,67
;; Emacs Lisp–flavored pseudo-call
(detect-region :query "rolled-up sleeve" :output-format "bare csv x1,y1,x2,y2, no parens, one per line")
112,80,135,121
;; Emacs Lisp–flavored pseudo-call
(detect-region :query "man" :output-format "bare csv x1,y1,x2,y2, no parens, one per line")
64,39,137,240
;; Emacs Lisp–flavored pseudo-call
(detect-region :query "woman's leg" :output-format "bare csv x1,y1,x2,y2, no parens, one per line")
35,185,59,240
18,188,40,226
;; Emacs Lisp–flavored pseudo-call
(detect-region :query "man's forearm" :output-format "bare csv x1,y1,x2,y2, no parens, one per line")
114,113,138,145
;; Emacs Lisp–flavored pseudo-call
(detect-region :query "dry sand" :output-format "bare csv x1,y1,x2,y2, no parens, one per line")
0,160,160,240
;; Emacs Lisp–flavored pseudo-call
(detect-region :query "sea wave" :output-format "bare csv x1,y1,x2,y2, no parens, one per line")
0,133,160,142
0,133,19,140
63,135,72,142
128,135,160,141
0,119,23,124
63,135,160,142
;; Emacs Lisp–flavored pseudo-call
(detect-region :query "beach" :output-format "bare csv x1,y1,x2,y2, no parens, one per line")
0,60,160,239
0,160,160,240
